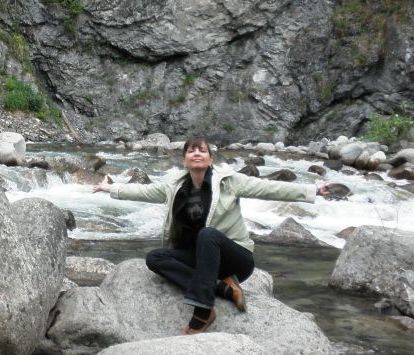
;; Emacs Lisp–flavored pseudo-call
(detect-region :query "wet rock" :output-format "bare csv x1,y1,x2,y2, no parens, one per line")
389,316,414,332
391,270,414,317
225,158,238,164
339,143,364,166
238,164,260,177
386,148,414,167
330,226,414,317
364,173,384,181
26,159,50,170
83,154,106,171
227,143,244,150
376,163,393,172
323,160,343,171
62,209,76,231
254,217,331,247
0,141,24,166
65,257,115,286
335,226,356,239
256,143,275,152
0,131,26,161
244,156,265,166
388,163,414,180
308,165,326,176
340,169,356,175
97,333,265,355
136,133,170,148
399,183,414,193
126,168,151,184
323,183,352,200
45,259,332,354
0,193,66,354
72,169,106,185
264,169,297,182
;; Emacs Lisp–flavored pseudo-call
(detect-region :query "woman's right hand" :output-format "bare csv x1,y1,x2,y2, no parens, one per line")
93,175,113,193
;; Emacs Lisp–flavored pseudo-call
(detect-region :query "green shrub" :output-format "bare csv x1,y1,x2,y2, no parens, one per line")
365,113,413,144
3,77,62,124
183,74,196,86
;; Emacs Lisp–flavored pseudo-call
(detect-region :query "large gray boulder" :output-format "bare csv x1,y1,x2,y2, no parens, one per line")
330,226,414,316
0,193,67,354
254,217,331,247
45,259,332,354
97,333,265,355
0,131,27,166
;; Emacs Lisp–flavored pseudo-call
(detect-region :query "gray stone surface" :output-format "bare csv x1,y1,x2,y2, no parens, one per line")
46,259,332,354
254,217,331,247
97,333,265,355
330,226,414,317
2,1,412,145
0,193,67,354
65,256,116,286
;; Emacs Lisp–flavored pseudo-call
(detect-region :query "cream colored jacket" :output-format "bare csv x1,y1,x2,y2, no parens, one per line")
110,164,316,252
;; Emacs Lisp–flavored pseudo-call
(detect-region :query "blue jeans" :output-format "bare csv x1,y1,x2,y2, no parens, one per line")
146,227,255,308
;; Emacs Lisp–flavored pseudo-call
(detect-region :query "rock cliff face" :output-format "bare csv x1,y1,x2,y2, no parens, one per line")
0,0,413,144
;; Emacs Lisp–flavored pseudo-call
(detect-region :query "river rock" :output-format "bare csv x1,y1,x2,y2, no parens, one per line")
364,173,384,181
264,169,297,182
65,256,116,286
26,158,50,170
126,168,151,184
0,131,26,158
330,226,414,317
335,226,356,239
386,148,414,167
390,316,414,332
136,133,170,148
97,333,265,355
0,141,24,166
256,143,275,152
62,209,76,230
399,183,414,193
323,160,343,171
72,169,106,185
323,183,352,200
254,217,330,247
388,163,414,180
0,193,67,354
45,259,332,354
244,156,265,166
339,143,364,166
391,270,414,317
308,165,326,176
238,164,260,177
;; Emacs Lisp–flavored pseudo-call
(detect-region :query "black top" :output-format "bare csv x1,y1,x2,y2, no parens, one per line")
171,167,212,249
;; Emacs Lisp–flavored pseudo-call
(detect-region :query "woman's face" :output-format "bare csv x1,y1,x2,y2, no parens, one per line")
183,143,213,171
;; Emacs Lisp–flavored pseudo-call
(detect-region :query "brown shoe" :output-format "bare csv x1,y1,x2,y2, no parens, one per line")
181,308,216,335
223,276,247,312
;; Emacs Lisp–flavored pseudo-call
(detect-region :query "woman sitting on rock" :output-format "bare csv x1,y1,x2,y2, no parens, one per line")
94,137,328,334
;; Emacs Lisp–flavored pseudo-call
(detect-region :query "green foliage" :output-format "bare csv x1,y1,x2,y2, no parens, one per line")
2,77,62,124
365,113,413,144
43,0,84,33
183,74,196,86
222,123,235,133
1,32,33,72
169,92,186,106
227,89,248,103
333,0,408,38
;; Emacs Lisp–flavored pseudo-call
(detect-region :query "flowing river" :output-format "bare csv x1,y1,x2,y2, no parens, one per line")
2,143,414,354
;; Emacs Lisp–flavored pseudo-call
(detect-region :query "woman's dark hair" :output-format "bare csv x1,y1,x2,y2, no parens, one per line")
182,137,212,157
